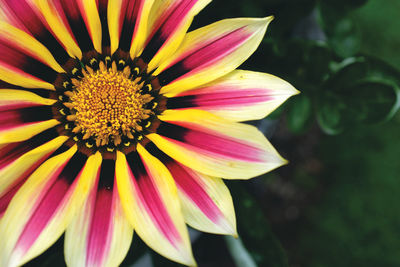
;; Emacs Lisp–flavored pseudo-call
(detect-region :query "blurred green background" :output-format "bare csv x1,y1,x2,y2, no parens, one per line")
191,0,400,266
26,0,400,266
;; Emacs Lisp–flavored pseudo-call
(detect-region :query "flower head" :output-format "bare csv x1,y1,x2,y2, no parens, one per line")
0,0,298,266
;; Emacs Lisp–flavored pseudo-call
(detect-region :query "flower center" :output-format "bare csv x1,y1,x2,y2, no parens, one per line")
52,53,164,154
70,67,153,147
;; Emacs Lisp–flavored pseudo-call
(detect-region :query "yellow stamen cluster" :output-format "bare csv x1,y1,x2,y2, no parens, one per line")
69,64,153,147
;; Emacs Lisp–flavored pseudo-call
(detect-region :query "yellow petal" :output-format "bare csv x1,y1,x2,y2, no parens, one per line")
80,0,102,53
0,64,55,90
0,119,60,145
0,89,56,108
130,0,155,57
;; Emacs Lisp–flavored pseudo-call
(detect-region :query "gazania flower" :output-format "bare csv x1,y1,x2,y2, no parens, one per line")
0,0,298,266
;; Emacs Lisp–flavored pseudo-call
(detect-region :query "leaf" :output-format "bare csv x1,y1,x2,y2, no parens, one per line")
287,94,313,134
317,9,361,57
316,56,400,134
224,236,257,267
228,182,289,267
317,0,368,57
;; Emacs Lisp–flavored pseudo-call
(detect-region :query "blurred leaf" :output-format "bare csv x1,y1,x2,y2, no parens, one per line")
315,95,344,135
316,57,400,134
268,103,286,120
317,1,363,57
228,182,289,267
329,18,360,57
298,115,400,266
287,94,313,134
319,0,368,11
225,236,257,267
352,0,400,71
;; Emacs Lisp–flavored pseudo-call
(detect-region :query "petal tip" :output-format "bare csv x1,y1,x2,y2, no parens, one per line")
221,218,237,237
229,228,239,238
267,154,290,173
289,84,301,96
178,251,197,267
254,15,274,28
264,15,275,22
277,157,290,169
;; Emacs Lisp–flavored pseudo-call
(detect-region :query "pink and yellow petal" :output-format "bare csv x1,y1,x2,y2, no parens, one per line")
44,0,99,53
0,63,55,90
0,135,68,217
0,118,59,145
167,70,299,121
116,147,195,266
148,109,287,179
145,144,236,235
0,92,56,142
155,16,273,95
173,169,236,235
129,0,154,57
0,3,9,23
79,0,102,53
34,0,82,58
143,0,211,71
0,148,101,266
0,146,76,266
0,135,66,193
96,0,111,50
0,22,60,90
0,89,56,111
0,0,71,65
65,160,133,267
108,0,154,56
0,21,64,73
0,105,59,144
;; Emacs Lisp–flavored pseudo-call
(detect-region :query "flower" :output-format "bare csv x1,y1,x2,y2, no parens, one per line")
0,0,298,266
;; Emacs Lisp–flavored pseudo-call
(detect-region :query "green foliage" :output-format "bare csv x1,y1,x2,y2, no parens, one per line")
316,57,400,134
297,117,400,267
243,0,400,136
353,0,400,70
268,39,400,135
317,0,365,57
287,95,313,134
229,182,289,267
